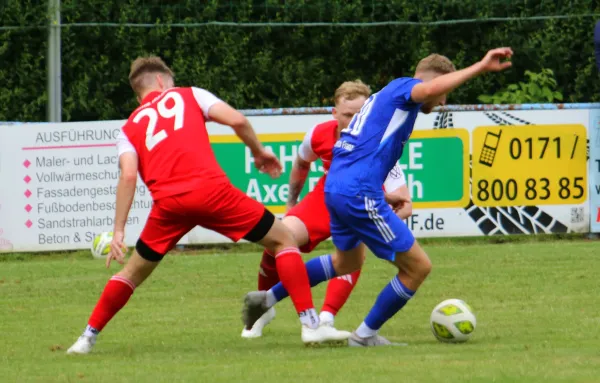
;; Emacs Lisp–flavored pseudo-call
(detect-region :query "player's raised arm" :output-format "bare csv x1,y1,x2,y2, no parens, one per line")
410,47,513,104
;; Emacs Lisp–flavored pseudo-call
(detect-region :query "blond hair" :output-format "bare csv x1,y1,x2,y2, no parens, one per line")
334,80,371,105
129,56,174,96
415,54,456,75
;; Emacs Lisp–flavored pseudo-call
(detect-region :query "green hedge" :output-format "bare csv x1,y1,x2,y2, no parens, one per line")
1,0,599,122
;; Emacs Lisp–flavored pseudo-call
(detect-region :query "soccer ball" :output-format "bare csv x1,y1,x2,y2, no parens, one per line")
430,298,476,343
91,232,113,259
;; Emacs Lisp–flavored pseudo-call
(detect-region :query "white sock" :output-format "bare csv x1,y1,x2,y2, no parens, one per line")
319,311,335,324
355,321,377,338
299,308,320,329
265,290,277,308
83,325,99,338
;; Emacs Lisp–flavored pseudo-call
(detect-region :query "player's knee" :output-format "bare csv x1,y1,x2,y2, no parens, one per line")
260,219,298,253
407,251,432,284
417,255,433,281
395,244,432,283
332,248,363,275
281,215,310,246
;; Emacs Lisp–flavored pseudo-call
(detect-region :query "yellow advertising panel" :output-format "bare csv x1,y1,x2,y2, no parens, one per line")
472,125,587,207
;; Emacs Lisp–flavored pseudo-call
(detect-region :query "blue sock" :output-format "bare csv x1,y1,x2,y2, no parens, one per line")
362,276,415,332
269,254,336,303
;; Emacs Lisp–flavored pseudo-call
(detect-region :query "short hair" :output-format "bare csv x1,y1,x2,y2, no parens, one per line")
415,54,456,75
334,80,371,105
128,56,174,96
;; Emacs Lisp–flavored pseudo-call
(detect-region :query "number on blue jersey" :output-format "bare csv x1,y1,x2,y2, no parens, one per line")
341,94,377,136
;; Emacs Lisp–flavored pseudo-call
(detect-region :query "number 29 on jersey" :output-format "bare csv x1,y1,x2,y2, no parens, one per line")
133,92,186,151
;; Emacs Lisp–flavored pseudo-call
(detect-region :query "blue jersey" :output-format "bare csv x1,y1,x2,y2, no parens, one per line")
325,77,422,197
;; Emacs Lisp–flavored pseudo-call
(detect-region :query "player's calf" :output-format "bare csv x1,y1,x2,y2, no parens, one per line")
67,245,161,354
246,213,320,333
393,240,432,291
257,249,279,291
353,241,431,345
320,268,362,324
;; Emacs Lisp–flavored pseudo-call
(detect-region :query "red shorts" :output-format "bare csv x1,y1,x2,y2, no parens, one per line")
286,184,331,253
139,184,267,256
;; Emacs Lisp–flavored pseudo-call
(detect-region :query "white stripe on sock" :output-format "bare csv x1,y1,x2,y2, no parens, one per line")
390,277,413,300
320,255,332,280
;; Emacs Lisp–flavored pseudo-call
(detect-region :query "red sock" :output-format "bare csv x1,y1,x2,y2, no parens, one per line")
258,250,280,291
275,247,314,313
321,269,362,316
87,276,135,331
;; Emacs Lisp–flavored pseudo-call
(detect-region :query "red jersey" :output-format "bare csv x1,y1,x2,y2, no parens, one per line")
298,119,337,173
117,87,228,200
297,119,406,193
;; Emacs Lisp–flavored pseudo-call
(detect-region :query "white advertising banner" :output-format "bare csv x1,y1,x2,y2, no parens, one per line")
0,106,592,253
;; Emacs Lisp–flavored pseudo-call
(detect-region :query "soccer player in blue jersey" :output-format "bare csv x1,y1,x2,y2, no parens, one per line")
242,48,513,346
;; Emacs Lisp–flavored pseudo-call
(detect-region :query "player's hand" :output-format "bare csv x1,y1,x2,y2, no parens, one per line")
254,149,283,179
106,231,127,268
479,47,513,72
385,192,411,211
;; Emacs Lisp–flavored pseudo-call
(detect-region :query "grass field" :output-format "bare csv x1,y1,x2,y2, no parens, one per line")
2,237,599,383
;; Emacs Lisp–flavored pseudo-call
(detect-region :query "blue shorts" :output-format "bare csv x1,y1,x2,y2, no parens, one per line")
324,192,415,262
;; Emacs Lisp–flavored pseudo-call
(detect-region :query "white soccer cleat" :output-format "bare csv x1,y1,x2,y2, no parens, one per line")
241,307,276,338
347,331,408,347
301,323,351,346
66,335,96,355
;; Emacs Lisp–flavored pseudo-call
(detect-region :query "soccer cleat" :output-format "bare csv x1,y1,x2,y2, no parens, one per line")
348,331,393,347
242,291,270,330
66,335,96,355
241,307,276,338
301,323,351,347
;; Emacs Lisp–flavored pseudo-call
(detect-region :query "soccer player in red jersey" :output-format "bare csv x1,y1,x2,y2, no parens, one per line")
67,57,348,354
241,81,413,338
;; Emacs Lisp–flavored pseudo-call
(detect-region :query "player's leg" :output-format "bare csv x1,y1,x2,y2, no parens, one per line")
262,244,363,310
320,255,365,325
247,217,353,345
351,241,431,347
247,194,364,326
292,188,366,326
244,185,335,338
256,216,308,291
243,192,366,344
322,194,413,325
198,185,336,344
346,196,431,347
246,217,355,345
242,215,309,338
67,198,193,354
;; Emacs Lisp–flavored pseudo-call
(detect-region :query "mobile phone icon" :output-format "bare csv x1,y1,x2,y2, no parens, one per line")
479,130,502,167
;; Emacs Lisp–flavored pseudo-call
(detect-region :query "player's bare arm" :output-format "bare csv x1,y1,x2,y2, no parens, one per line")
108,152,138,267
286,156,312,210
208,102,282,178
208,102,264,154
410,47,513,104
